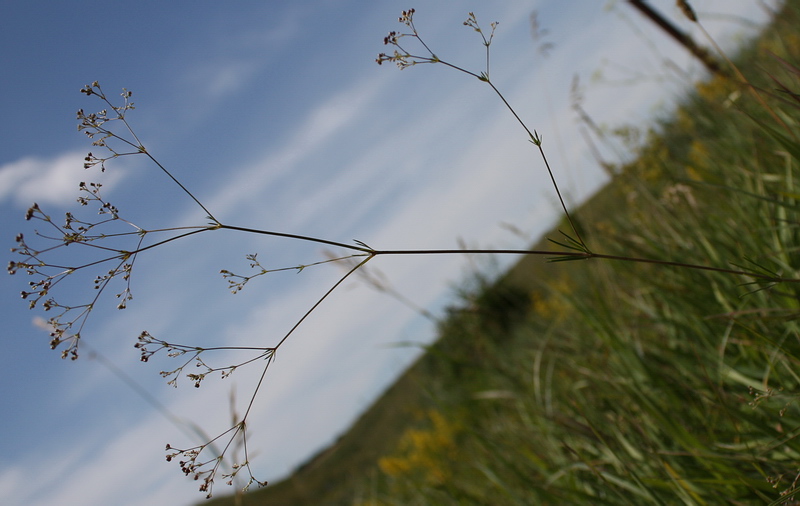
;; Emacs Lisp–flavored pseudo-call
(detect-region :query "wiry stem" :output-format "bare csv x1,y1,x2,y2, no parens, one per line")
80,82,219,222
485,80,587,250
217,224,372,252
378,10,588,250
368,248,797,284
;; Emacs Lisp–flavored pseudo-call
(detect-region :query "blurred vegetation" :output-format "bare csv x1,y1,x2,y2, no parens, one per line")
207,1,800,504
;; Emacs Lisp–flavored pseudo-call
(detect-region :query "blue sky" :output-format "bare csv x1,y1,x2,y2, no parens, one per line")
0,1,777,504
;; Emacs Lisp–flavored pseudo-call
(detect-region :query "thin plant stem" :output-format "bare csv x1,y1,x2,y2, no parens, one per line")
86,83,219,222
368,248,798,283
482,80,587,249
241,254,374,422
218,224,373,252
143,151,220,223
379,15,588,249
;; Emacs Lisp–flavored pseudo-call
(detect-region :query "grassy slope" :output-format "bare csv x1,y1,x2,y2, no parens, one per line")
208,2,800,504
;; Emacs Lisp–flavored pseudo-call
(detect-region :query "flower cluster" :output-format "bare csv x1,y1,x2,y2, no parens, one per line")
76,82,142,172
376,8,440,69
165,441,220,498
8,182,142,359
165,423,267,498
220,252,366,294
10,79,284,496
377,9,499,85
463,11,497,48
11,80,221,361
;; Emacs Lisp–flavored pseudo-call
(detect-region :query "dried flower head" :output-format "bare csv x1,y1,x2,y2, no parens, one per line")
398,8,415,26
376,8,447,69
165,423,267,498
677,0,698,22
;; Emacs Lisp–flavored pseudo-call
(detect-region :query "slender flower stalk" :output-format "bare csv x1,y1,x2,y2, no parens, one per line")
378,9,588,251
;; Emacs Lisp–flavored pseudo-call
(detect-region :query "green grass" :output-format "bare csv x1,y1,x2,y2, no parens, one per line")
207,1,800,504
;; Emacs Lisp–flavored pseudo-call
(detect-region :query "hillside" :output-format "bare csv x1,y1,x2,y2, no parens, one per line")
207,1,800,504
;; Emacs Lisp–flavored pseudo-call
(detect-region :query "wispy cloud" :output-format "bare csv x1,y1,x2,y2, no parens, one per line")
0,151,125,208
0,410,196,506
200,72,389,224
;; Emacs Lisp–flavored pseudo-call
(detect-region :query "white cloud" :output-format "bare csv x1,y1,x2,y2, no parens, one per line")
201,61,263,99
0,467,25,505
0,151,125,208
